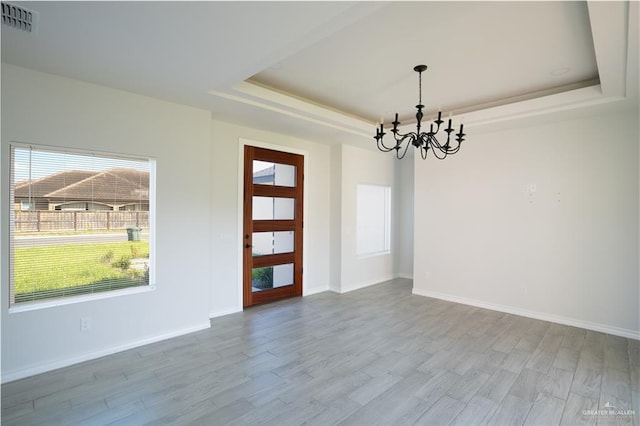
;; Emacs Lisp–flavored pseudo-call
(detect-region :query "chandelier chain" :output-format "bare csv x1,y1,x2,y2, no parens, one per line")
418,70,422,106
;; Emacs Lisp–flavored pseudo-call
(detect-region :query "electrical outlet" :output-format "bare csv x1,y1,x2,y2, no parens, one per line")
520,287,528,296
80,317,92,332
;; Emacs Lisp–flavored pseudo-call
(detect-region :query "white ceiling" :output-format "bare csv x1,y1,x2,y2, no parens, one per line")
252,2,599,121
1,1,638,148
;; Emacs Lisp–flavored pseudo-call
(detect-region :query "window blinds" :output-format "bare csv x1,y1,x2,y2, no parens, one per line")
9,144,153,305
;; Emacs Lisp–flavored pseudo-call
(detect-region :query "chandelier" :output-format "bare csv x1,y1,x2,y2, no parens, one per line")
374,65,466,160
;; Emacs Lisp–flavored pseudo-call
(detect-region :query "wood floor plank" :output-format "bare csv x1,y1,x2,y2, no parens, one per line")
450,395,498,426
502,349,533,374
487,394,533,426
186,398,254,426
561,328,587,352
542,366,574,400
303,397,362,426
414,369,461,406
560,392,598,426
339,372,431,425
477,368,520,403
446,367,491,403
413,395,466,425
553,347,581,372
571,366,603,400
523,392,565,426
473,349,509,376
599,366,635,424
508,368,548,402
604,335,631,373
526,349,556,375
347,372,403,406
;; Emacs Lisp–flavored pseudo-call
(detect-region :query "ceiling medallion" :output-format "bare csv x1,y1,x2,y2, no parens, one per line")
374,65,466,160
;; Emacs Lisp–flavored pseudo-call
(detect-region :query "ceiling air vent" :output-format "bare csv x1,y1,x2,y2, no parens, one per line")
2,2,37,33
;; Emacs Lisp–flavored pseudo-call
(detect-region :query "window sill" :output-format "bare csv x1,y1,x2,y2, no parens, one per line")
8,285,156,313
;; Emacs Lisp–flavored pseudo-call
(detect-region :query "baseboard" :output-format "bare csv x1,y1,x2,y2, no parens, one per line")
412,288,640,340
1,321,212,384
209,306,242,319
304,286,329,297
338,275,397,294
397,273,414,280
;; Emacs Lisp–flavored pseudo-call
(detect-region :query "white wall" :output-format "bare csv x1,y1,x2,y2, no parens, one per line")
397,154,414,278
413,108,640,338
209,120,332,316
1,64,213,381
339,144,397,292
329,144,343,292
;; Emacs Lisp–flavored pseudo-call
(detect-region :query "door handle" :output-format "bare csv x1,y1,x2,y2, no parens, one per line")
245,243,252,248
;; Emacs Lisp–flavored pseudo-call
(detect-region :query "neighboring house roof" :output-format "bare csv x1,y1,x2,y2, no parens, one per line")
14,170,96,198
15,169,149,202
253,165,275,184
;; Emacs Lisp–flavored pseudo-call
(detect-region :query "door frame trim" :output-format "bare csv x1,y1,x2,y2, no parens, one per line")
236,138,309,310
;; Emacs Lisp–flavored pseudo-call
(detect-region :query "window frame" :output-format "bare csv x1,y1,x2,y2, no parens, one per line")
7,142,156,312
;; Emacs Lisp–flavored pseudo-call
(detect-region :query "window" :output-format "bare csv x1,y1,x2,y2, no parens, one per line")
356,184,391,256
20,200,33,211
9,144,155,306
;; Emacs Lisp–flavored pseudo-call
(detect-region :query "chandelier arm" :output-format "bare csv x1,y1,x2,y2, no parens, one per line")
445,140,462,154
376,138,397,152
426,133,443,150
431,144,448,160
425,135,449,160
375,128,399,152
431,134,459,156
420,144,428,160
425,133,447,156
393,134,411,160
396,138,413,160
398,133,416,158
393,129,412,140
399,133,417,150
435,150,449,160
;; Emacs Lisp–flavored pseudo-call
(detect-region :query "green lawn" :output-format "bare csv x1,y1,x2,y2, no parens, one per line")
13,241,149,302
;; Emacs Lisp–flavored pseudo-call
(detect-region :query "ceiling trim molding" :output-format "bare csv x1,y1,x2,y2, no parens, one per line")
463,85,624,128
208,1,634,140
234,81,372,132
208,88,372,139
587,0,629,98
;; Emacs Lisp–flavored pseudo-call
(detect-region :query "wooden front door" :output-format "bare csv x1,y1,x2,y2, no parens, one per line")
243,146,303,307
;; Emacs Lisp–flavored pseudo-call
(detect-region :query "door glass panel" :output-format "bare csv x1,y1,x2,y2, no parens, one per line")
253,197,295,220
253,160,296,187
252,231,294,257
251,263,294,292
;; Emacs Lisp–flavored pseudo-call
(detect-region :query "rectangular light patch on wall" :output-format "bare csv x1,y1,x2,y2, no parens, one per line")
356,184,391,257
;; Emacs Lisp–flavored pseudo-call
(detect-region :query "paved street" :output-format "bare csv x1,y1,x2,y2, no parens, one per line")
14,233,149,247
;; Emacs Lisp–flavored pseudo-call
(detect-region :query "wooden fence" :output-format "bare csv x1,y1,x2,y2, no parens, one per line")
13,211,149,232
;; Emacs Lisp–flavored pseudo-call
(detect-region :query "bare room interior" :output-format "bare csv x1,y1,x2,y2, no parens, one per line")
1,1,638,425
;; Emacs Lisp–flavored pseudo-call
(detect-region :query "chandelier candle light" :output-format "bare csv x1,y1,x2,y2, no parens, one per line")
374,65,466,160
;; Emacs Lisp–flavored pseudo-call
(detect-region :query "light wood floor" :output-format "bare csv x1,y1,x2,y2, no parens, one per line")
2,279,638,425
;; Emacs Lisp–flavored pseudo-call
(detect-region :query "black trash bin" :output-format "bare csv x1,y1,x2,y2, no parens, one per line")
126,227,141,241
